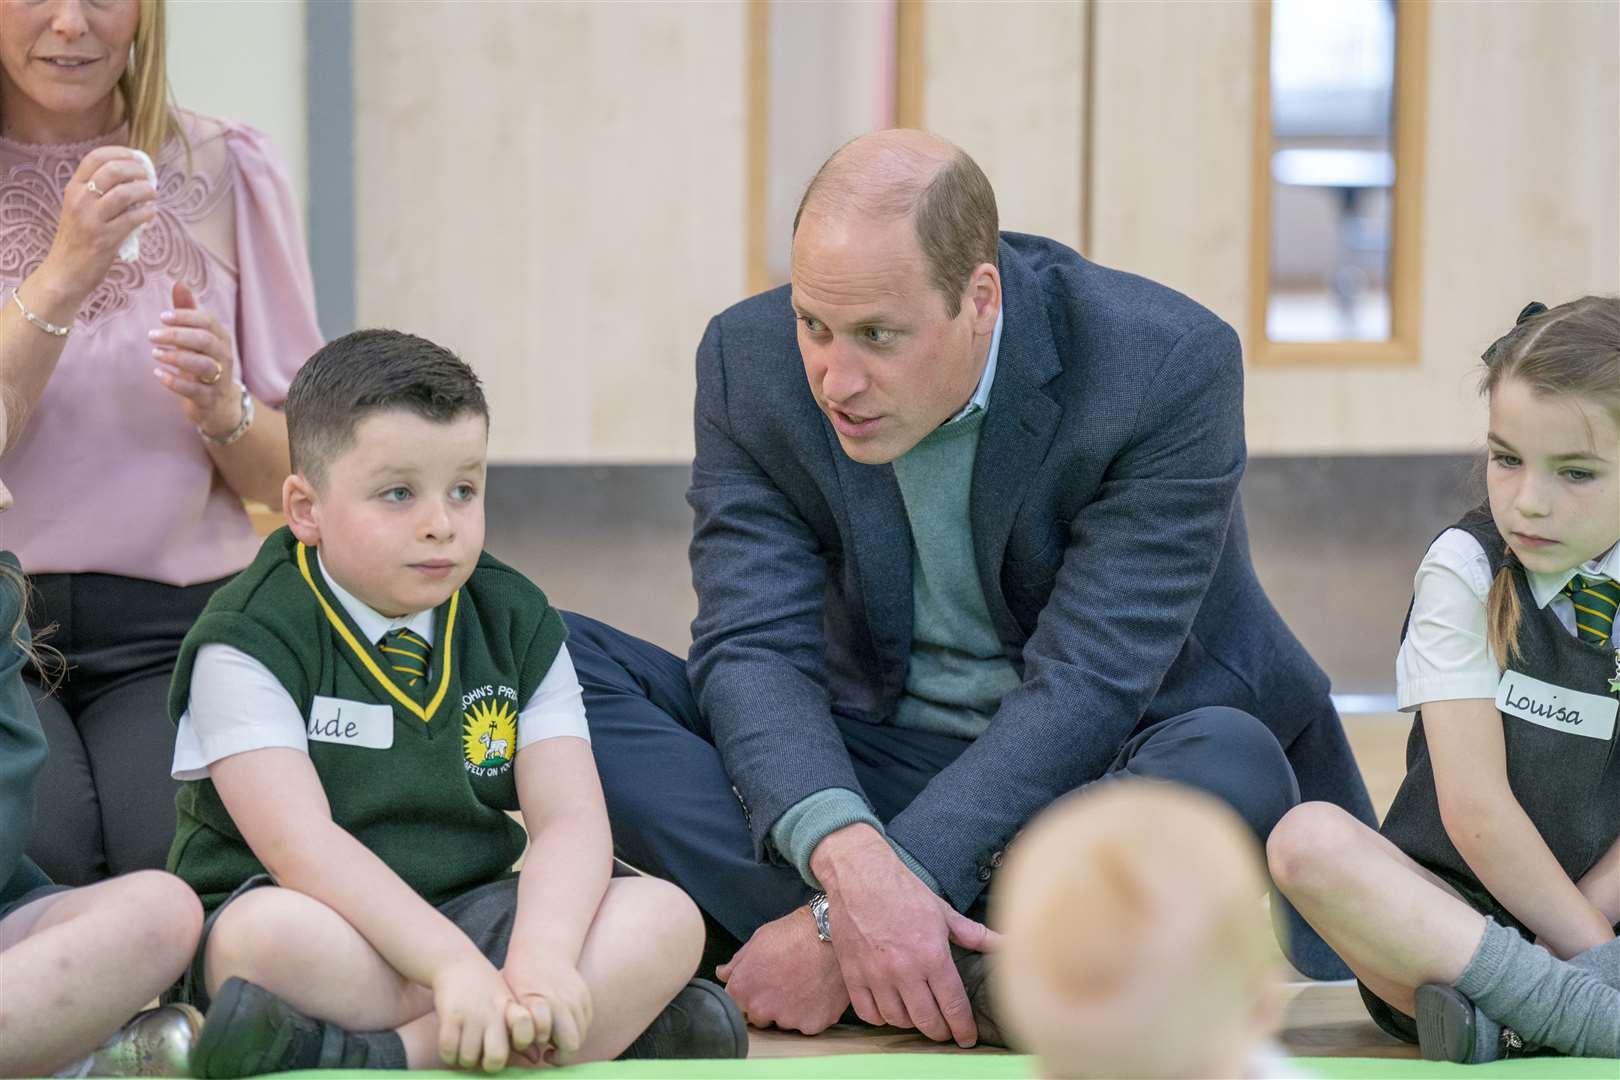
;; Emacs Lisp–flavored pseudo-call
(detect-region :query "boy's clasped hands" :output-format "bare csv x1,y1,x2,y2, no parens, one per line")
434,952,593,1071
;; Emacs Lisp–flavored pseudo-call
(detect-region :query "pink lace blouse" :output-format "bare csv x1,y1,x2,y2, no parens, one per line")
0,110,322,586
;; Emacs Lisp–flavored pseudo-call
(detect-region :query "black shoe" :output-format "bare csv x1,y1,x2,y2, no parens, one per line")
1415,984,1523,1063
190,978,400,1077
619,978,748,1059
953,949,1006,1048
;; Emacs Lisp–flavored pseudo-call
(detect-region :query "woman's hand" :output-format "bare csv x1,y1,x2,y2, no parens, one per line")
34,146,157,309
151,282,243,438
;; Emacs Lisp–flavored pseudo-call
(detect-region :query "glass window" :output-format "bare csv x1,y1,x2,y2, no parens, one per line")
1266,0,1397,344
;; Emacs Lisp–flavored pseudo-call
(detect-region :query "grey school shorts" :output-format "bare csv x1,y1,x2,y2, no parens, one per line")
176,873,522,1012
0,882,72,923
175,863,640,1011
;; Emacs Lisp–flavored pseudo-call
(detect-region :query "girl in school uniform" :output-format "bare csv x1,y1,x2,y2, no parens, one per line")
1267,296,1620,1064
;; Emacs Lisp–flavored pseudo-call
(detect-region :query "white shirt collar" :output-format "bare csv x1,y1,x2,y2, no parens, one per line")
1526,541,1620,610
316,551,437,647
944,307,1003,425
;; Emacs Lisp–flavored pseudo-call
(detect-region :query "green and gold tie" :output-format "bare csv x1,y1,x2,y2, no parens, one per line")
1564,575,1620,647
379,627,432,703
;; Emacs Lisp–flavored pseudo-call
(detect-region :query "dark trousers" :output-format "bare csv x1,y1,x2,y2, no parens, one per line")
561,611,1342,976
24,572,228,885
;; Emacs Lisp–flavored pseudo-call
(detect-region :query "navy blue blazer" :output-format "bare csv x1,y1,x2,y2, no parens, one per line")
688,233,1349,907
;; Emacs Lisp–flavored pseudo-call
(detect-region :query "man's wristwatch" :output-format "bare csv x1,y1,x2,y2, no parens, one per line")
808,891,832,943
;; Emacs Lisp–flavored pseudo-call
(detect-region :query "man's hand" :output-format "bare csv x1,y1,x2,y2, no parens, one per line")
715,906,851,1035
811,824,997,1048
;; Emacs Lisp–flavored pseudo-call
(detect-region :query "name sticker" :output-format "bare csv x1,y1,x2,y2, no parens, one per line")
1495,671,1618,741
307,696,395,750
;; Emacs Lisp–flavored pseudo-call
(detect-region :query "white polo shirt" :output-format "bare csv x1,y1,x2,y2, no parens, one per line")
172,554,589,780
1395,529,1620,711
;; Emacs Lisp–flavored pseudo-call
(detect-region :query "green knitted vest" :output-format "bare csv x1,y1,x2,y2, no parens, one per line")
166,528,568,911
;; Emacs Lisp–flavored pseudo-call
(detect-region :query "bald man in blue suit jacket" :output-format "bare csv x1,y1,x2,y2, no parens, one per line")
563,131,1374,1045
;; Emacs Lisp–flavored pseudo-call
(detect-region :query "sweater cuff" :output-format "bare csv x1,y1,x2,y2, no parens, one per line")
770,787,882,890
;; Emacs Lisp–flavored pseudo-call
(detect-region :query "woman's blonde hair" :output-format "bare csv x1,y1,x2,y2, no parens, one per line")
122,0,185,161
1480,296,1620,666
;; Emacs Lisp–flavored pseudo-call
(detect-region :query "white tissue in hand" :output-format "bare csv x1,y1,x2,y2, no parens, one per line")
117,148,157,262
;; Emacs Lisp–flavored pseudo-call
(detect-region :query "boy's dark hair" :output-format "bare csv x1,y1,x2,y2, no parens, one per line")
286,329,488,487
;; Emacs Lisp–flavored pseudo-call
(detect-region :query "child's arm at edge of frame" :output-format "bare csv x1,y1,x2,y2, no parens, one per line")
1573,837,1620,929
1423,697,1616,958
504,736,613,1062
209,747,529,1070
510,736,613,966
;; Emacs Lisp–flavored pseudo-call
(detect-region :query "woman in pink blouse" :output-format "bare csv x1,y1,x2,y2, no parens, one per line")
0,0,322,884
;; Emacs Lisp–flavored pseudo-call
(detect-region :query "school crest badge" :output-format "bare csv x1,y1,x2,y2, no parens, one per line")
462,697,518,777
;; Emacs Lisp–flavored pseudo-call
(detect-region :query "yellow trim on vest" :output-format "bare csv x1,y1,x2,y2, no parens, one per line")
295,542,458,722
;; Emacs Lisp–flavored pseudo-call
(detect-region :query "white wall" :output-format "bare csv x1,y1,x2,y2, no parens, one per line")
166,0,307,208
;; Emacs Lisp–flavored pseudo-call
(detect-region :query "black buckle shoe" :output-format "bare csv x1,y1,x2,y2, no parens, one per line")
619,978,748,1059
191,978,375,1078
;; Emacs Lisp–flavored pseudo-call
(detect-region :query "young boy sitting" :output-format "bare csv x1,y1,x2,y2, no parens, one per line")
991,782,1296,1080
165,329,743,1076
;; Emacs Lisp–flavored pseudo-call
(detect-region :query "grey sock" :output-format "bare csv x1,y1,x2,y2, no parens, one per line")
352,1030,406,1070
1455,920,1620,1058
1570,935,1620,990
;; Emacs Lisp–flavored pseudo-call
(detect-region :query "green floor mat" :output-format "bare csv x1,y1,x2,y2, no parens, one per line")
243,1055,1617,1079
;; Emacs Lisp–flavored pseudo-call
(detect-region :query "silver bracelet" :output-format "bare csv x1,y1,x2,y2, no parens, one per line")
10,289,70,337
199,380,255,447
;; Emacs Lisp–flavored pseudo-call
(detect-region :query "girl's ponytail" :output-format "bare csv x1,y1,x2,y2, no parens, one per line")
1485,558,1523,670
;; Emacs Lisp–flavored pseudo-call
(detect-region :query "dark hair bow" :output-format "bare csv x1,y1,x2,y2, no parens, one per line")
1482,301,1549,364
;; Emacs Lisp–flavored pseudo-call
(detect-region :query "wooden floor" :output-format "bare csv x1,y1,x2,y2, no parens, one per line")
740,712,1421,1062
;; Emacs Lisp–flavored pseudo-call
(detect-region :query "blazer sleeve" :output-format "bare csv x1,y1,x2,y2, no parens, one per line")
0,563,49,897
885,319,1247,908
686,316,867,862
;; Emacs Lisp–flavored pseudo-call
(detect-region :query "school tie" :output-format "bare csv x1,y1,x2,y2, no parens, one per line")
1564,575,1620,647
379,627,432,703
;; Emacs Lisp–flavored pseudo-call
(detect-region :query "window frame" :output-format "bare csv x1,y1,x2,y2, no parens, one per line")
1247,0,1429,366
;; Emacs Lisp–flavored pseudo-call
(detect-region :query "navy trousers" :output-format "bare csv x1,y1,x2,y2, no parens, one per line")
562,611,1348,979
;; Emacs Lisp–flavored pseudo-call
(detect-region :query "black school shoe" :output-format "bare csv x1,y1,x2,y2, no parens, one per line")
1414,983,1526,1063
189,978,403,1077
619,978,748,1059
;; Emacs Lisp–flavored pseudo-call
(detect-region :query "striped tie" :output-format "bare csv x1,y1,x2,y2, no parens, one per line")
379,627,432,702
1564,575,1620,647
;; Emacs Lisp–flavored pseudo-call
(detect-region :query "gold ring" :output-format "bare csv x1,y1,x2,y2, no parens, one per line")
86,179,105,197
201,362,223,386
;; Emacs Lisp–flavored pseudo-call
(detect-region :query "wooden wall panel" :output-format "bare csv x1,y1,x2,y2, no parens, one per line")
1088,0,1618,455
921,1,1085,251
354,2,747,463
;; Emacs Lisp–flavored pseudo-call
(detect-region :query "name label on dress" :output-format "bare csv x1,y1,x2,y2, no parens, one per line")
307,696,395,749
1495,672,1617,741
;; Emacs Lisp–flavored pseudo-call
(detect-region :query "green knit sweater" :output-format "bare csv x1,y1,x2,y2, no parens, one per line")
890,409,1021,738
167,528,567,912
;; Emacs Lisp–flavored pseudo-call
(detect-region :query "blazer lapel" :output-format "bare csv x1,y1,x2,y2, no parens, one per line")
971,241,1063,638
